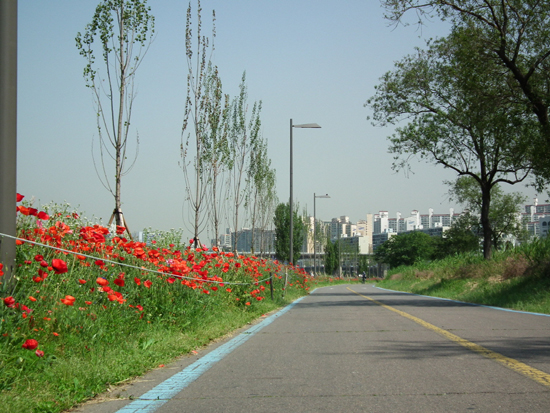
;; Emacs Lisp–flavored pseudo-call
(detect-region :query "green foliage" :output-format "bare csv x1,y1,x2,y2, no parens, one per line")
448,177,528,250
273,203,305,263
2,199,316,412
75,0,155,225
366,26,535,259
141,227,185,250
375,231,437,268
323,236,339,276
380,0,550,189
377,240,550,314
434,213,480,258
228,73,264,252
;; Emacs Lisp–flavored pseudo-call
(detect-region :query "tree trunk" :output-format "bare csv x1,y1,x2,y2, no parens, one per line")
480,183,493,260
115,5,126,227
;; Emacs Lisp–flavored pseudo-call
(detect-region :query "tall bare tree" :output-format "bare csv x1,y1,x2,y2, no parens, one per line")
180,0,219,249
76,0,155,234
227,74,262,253
247,136,277,254
203,65,231,248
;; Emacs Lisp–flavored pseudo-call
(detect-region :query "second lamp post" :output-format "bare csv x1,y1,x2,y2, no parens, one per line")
313,193,330,275
289,119,321,266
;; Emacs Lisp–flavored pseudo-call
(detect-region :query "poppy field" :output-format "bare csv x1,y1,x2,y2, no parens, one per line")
0,194,320,412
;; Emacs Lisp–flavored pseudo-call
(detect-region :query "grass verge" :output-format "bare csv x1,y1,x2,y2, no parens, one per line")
376,238,550,314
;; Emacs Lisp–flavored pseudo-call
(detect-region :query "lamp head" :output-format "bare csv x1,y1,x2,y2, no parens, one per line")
293,123,321,129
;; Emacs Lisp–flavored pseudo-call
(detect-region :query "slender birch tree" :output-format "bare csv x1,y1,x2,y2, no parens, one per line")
76,0,155,232
203,65,231,248
228,73,262,253
180,0,219,248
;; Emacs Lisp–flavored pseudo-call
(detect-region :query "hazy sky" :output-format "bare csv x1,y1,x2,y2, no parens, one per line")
16,0,539,239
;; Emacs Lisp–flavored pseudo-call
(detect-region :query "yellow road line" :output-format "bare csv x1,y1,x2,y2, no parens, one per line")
347,286,550,388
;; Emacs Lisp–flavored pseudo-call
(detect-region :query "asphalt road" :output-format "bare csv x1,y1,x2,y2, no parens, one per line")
70,284,550,413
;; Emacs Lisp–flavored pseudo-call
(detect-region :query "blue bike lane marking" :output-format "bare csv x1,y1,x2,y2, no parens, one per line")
116,294,310,413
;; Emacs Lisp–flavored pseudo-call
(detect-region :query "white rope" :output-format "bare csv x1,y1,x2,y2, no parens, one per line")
0,232,274,286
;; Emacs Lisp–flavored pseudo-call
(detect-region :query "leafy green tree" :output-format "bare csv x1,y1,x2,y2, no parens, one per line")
366,27,534,259
323,235,339,276
76,0,155,231
381,0,550,183
358,254,373,275
433,212,480,258
273,203,305,264
448,176,527,250
374,231,437,268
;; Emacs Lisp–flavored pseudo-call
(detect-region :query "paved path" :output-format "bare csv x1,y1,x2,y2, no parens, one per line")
71,284,550,413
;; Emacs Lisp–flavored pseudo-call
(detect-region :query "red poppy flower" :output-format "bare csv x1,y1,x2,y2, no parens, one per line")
78,279,87,285
143,280,152,289
3,296,15,307
0,263,3,277
28,296,37,302
34,254,44,262
35,349,45,357
37,211,50,220
16,193,24,202
32,276,43,283
60,295,75,306
134,277,141,286
245,302,251,306
96,277,109,286
22,339,38,350
114,278,125,287
94,260,104,267
51,259,68,274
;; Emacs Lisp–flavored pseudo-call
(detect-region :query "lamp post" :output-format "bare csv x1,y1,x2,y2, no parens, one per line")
289,119,321,267
313,193,330,275
0,0,18,287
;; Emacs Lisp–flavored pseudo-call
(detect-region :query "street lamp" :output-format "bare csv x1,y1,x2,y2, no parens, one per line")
313,193,330,275
290,119,321,267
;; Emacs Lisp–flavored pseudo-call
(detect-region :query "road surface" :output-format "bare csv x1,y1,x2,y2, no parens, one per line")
71,284,550,413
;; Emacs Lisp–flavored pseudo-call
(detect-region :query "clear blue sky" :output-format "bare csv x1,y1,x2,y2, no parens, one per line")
17,0,538,239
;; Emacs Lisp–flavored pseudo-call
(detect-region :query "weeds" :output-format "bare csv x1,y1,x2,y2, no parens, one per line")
378,239,550,314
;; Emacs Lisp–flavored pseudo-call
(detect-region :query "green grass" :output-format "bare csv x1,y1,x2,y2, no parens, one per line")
377,238,550,314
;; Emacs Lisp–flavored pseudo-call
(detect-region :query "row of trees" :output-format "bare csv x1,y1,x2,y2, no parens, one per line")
368,0,550,260
76,0,278,250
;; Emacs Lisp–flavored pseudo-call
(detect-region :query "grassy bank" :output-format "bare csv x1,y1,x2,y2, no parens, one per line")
0,196,355,413
377,237,550,314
